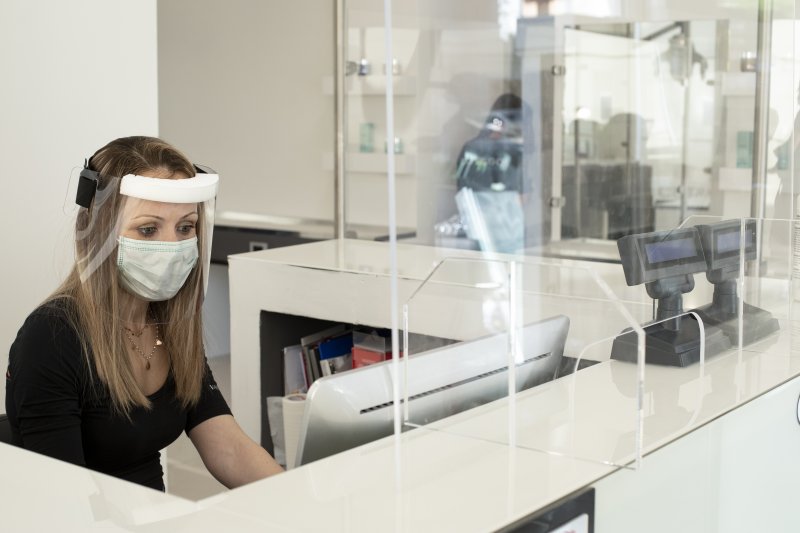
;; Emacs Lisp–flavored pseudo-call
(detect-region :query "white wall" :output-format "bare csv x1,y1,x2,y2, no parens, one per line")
158,0,335,223
0,0,159,404
157,0,336,359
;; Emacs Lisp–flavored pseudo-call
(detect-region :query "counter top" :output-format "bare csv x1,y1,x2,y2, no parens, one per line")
205,339,800,532
3,336,798,531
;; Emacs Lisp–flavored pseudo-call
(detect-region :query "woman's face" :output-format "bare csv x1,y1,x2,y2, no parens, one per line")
119,170,199,242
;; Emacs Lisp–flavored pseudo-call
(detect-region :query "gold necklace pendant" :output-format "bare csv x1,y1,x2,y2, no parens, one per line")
125,322,161,371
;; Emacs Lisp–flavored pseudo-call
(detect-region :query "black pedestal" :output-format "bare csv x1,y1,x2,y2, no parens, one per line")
693,302,779,346
611,314,731,367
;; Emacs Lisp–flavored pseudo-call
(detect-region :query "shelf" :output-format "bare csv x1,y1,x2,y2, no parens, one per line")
323,152,416,175
322,75,416,96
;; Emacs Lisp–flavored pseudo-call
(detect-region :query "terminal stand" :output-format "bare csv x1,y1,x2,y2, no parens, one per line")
693,219,779,347
693,279,779,346
613,222,781,366
611,274,731,367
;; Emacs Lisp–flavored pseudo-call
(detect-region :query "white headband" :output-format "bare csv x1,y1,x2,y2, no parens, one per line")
119,173,219,203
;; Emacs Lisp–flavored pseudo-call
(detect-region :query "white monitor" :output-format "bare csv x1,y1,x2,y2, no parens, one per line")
294,314,569,467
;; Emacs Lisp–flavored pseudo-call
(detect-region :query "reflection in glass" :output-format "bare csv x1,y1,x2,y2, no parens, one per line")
340,4,800,266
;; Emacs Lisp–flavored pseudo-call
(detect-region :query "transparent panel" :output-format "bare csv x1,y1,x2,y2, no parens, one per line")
401,257,654,468
340,1,424,240
338,0,800,530
767,17,800,224
397,214,800,472
340,1,800,260
560,20,718,242
677,215,797,356
329,0,800,508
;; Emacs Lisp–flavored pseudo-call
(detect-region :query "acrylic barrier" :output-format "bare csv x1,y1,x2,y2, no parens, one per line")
401,257,653,469
676,216,795,356
399,218,800,470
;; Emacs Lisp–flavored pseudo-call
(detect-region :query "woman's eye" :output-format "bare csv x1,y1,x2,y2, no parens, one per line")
137,226,157,238
178,223,196,235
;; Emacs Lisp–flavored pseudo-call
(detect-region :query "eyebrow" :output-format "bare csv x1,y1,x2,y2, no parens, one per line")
131,211,198,222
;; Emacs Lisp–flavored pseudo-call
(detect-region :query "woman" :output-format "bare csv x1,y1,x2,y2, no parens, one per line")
5,136,283,491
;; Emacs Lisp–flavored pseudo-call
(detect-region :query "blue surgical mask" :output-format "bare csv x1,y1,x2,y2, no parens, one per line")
117,236,199,301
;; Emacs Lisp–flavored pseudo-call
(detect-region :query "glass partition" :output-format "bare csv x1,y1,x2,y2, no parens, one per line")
335,0,800,488
401,256,655,468
398,215,800,471
341,1,800,255
679,215,797,356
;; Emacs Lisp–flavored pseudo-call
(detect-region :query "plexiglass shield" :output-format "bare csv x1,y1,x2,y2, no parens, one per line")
74,166,218,325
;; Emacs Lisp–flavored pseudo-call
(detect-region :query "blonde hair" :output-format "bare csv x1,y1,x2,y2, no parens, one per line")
46,136,207,415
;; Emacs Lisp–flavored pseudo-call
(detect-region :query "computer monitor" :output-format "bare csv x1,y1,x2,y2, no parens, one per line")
294,314,569,467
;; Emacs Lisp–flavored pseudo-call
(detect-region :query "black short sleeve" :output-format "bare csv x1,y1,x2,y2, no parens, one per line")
185,360,231,433
6,305,86,466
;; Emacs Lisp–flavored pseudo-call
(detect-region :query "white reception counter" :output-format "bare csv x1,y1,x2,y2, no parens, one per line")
2,239,799,531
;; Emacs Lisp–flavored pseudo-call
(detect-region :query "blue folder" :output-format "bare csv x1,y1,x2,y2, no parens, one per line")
318,334,354,360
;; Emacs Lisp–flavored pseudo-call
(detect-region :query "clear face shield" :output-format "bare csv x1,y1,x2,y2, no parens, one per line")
74,164,218,325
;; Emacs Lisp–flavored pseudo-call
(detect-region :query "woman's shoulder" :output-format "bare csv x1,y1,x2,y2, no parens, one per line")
8,297,95,402
11,297,83,367
22,297,80,333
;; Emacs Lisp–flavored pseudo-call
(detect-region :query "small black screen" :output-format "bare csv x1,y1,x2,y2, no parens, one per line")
644,237,697,264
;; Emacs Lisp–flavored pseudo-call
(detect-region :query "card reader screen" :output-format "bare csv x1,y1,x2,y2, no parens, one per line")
716,228,754,254
645,237,697,264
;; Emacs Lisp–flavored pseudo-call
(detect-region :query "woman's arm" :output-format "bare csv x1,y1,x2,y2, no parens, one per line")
188,414,283,489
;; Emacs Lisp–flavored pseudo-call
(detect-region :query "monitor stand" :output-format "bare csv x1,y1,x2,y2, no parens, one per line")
692,280,779,346
611,275,731,367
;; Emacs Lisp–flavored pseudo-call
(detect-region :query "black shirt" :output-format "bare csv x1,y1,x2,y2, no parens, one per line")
5,301,231,491
455,135,524,193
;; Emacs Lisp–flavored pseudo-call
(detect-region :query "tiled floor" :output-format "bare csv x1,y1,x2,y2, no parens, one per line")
165,354,230,500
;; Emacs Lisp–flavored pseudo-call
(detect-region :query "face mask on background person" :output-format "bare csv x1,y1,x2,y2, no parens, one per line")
116,236,199,301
